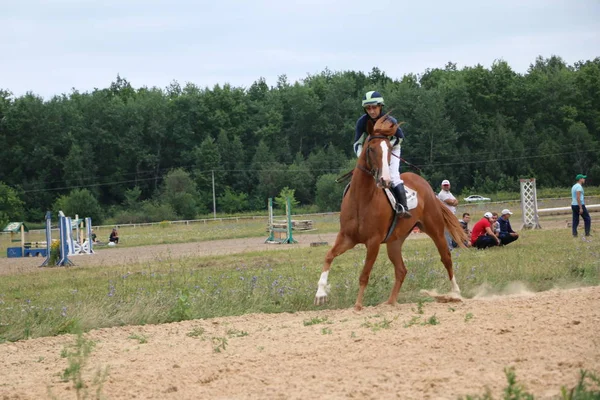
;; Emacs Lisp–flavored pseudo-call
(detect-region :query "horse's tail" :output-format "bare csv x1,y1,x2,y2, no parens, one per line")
440,201,469,248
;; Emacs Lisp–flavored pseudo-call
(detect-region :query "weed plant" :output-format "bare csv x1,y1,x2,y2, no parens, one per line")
460,367,600,399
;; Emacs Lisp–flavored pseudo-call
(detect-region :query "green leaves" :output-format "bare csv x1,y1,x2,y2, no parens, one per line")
0,59,599,221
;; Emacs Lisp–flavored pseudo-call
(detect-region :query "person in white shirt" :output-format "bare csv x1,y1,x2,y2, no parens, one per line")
437,179,458,250
438,180,457,214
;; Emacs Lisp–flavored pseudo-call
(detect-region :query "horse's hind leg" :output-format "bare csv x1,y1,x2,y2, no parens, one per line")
384,239,407,305
314,233,355,305
428,229,461,293
354,241,382,311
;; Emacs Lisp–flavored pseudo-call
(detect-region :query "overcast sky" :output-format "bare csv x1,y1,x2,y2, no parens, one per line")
2,0,599,98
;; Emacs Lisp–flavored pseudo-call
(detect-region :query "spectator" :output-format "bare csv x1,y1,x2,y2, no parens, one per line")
91,229,97,243
571,174,591,238
452,212,472,248
438,179,458,251
459,212,471,236
109,228,119,244
470,212,500,249
498,209,519,246
491,212,500,237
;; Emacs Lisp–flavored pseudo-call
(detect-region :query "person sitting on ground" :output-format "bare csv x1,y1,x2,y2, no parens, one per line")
454,212,472,248
470,212,500,249
452,213,472,248
459,212,471,236
109,228,119,244
491,212,500,237
498,209,519,246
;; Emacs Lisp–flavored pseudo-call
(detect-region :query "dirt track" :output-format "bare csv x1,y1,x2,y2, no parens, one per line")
1,228,599,399
1,286,599,399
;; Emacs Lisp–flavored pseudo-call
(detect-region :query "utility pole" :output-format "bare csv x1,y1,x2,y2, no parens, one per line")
212,170,216,219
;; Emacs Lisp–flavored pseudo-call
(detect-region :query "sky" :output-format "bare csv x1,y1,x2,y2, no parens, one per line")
2,0,599,99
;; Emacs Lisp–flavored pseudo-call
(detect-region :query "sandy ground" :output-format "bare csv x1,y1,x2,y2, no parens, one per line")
1,287,599,399
1,222,599,399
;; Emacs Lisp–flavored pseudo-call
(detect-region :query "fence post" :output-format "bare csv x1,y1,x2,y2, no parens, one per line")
520,178,542,230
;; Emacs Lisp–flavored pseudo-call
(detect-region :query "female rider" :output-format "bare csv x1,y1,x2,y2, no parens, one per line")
353,91,411,218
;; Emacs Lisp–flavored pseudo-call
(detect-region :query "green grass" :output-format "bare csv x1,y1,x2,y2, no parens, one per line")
0,227,598,343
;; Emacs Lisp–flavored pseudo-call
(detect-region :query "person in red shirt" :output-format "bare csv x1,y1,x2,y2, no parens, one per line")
470,212,501,249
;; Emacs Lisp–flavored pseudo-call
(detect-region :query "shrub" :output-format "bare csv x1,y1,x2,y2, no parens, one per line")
315,174,344,212
53,189,103,224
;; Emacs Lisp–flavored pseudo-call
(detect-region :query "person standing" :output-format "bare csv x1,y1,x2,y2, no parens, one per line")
438,180,458,250
498,209,519,246
571,174,591,237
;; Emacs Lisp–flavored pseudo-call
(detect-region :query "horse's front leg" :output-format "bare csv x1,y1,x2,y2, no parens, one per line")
314,234,355,306
354,241,382,311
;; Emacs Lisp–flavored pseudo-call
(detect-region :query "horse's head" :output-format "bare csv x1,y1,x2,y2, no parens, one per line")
364,135,392,188
361,114,398,189
372,113,398,137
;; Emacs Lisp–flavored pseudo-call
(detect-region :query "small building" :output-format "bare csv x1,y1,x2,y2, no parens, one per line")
3,222,29,257
3,222,47,258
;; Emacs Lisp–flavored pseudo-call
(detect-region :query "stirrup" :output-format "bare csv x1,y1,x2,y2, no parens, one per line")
395,204,412,219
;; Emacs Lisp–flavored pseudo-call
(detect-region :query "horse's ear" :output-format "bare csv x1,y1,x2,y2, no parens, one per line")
366,119,374,136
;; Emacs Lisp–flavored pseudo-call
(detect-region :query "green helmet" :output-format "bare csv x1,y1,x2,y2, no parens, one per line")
362,91,385,107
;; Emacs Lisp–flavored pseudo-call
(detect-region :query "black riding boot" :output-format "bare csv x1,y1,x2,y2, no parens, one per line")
392,183,412,219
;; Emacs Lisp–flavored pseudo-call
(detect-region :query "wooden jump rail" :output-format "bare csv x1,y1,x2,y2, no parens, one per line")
265,198,298,244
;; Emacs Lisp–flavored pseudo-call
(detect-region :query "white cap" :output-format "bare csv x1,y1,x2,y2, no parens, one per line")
441,179,450,186
484,212,493,218
501,209,513,215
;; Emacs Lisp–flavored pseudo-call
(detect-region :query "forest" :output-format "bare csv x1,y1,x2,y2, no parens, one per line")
0,55,599,225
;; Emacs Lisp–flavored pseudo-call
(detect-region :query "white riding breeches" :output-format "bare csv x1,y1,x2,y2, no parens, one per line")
390,146,402,187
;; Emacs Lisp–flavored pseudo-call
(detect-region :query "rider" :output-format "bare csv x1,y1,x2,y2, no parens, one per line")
353,91,411,218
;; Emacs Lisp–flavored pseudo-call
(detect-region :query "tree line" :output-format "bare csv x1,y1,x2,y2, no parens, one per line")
0,55,599,225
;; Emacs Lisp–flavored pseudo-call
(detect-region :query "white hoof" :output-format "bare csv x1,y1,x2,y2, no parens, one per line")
314,286,328,305
314,295,327,306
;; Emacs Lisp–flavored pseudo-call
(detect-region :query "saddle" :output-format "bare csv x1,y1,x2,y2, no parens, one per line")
342,183,418,212
383,186,418,212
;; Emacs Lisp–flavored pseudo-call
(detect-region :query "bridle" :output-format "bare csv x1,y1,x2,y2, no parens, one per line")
358,135,392,186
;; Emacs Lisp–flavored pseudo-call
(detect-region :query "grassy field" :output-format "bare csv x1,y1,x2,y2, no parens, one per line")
0,223,598,343
2,196,598,258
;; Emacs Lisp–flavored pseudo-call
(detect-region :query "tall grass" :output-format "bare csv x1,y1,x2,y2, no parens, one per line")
0,228,598,342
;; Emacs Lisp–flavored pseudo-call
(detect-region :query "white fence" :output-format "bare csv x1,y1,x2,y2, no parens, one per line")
538,204,600,215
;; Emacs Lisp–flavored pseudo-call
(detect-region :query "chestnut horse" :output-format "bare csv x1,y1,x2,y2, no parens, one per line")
314,116,468,310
